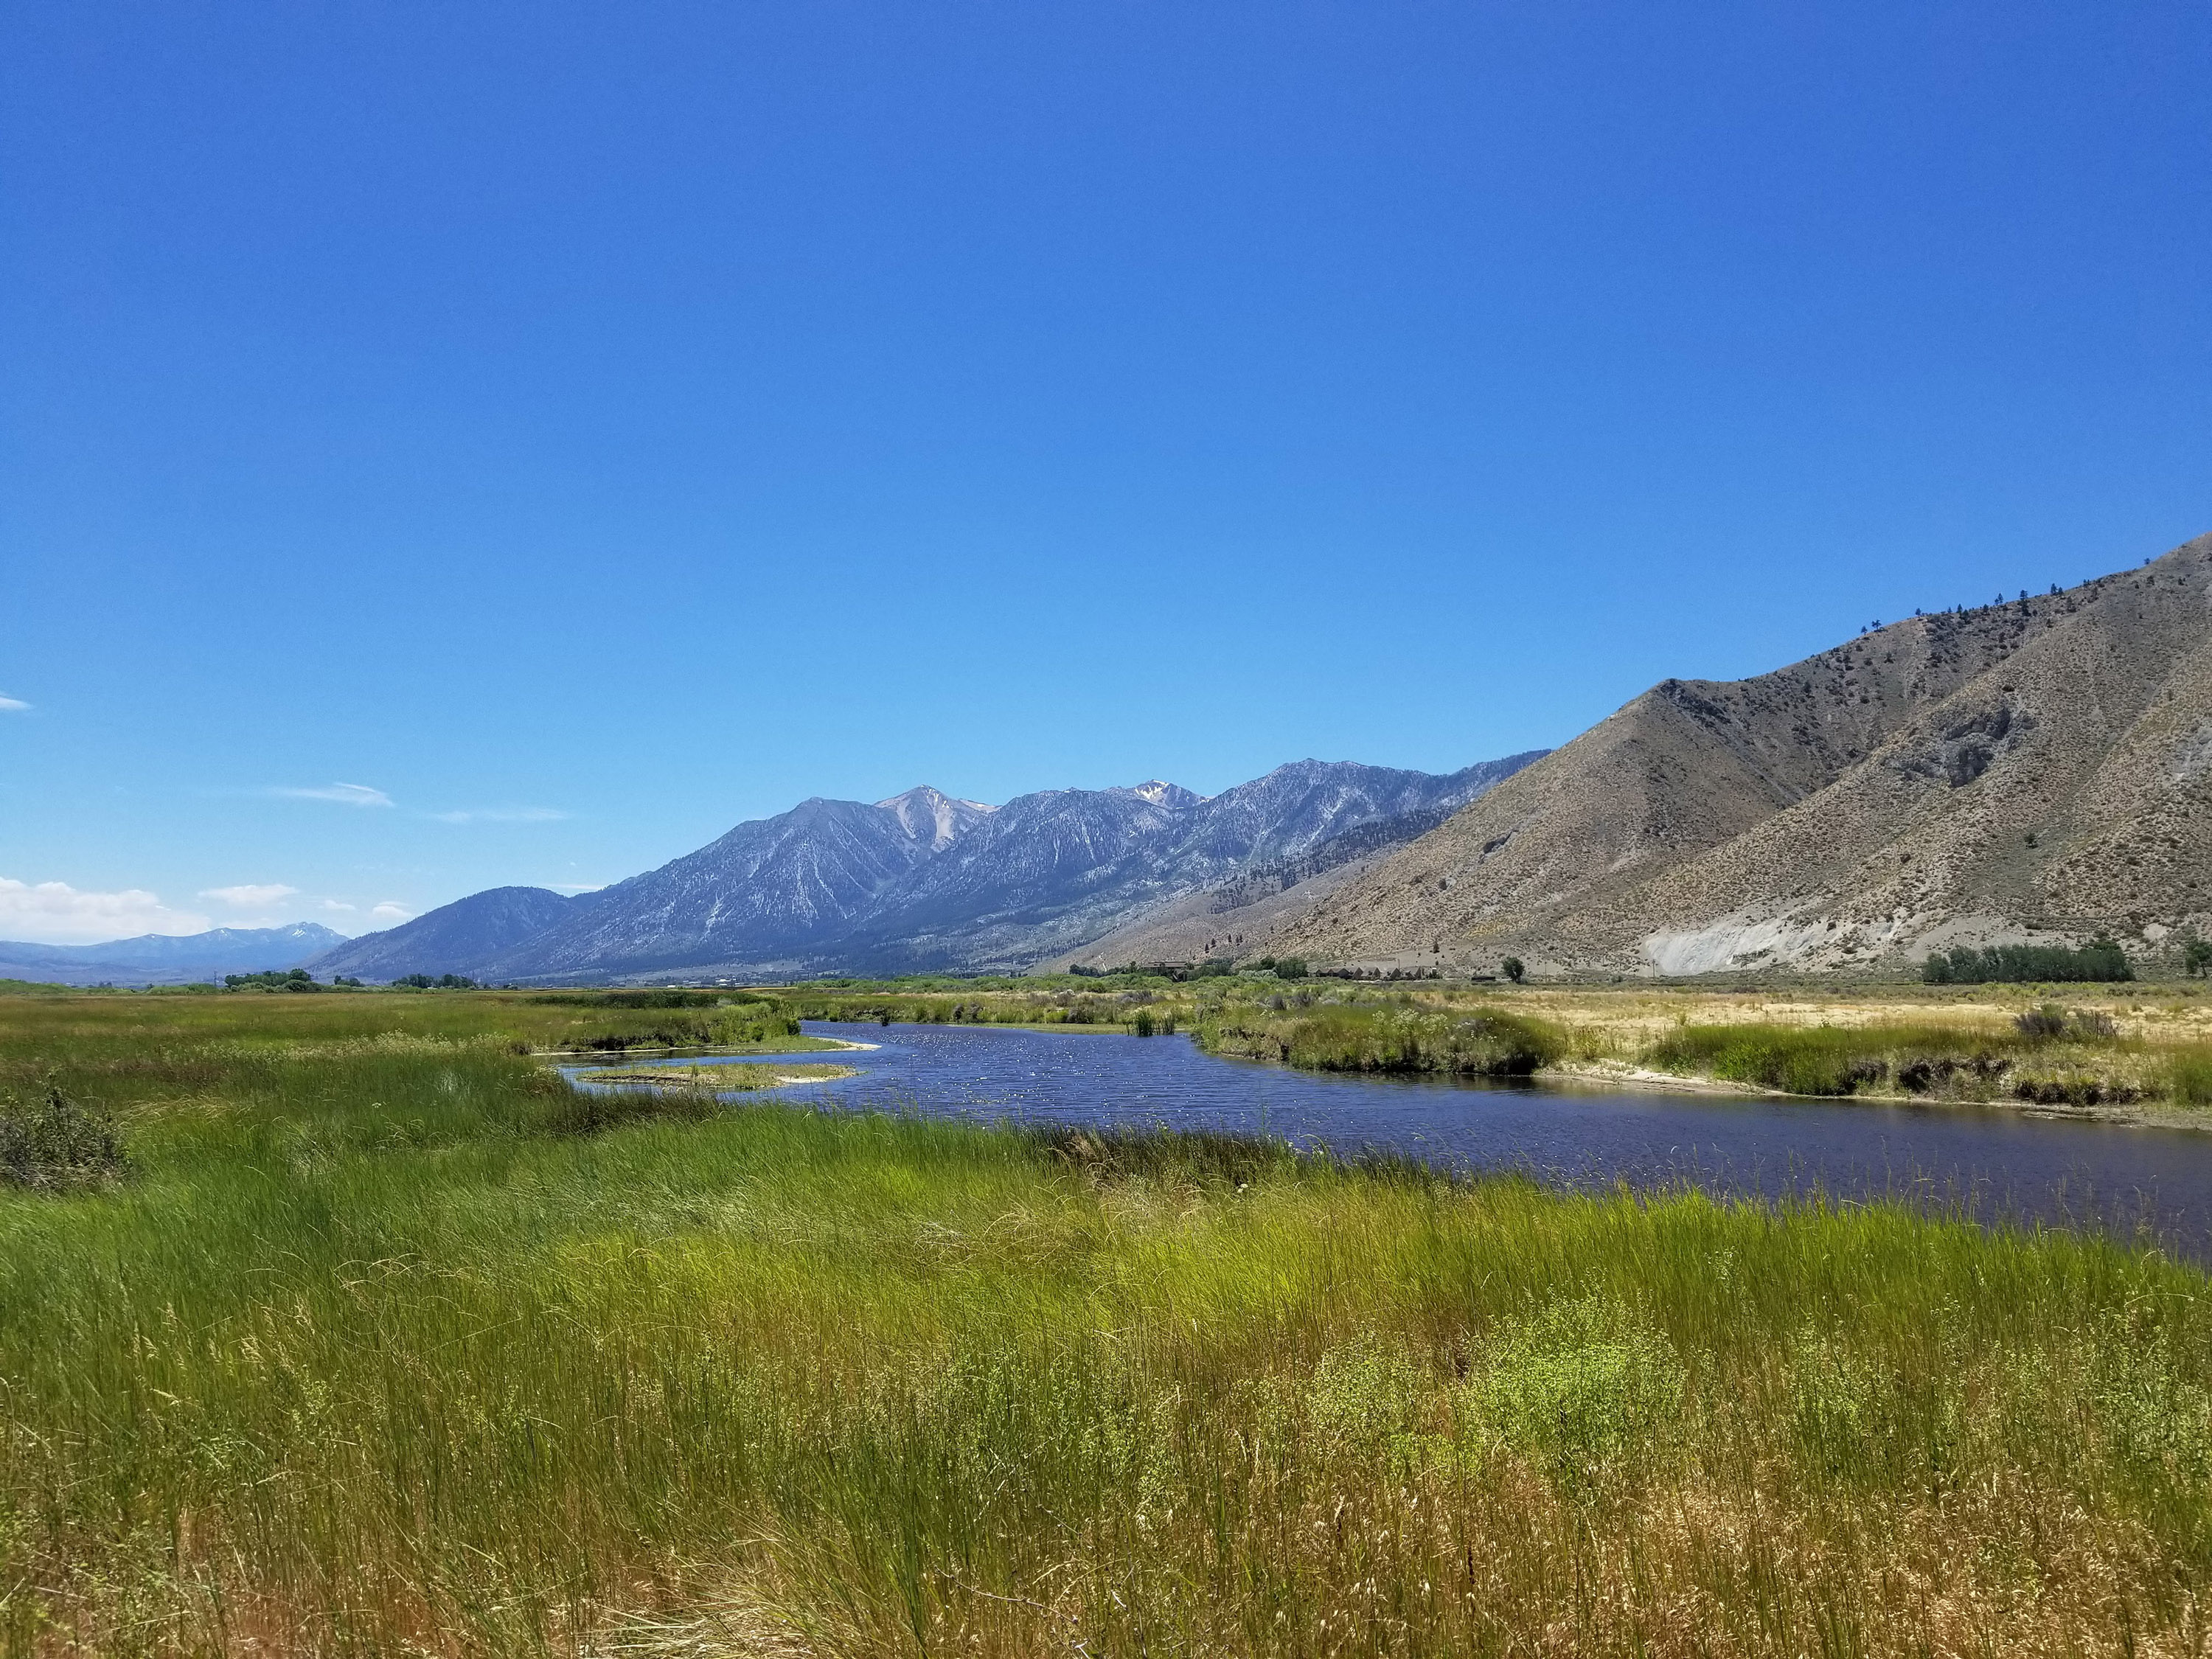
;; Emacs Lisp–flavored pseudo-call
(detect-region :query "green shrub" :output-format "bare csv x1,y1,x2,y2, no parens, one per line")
1464,1298,1683,1489
1307,1334,1427,1467
707,1008,802,1045
0,1085,130,1192
2014,1004,2118,1041
2089,1329,2212,1486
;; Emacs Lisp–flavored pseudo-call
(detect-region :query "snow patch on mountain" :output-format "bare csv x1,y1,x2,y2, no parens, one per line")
874,786,997,852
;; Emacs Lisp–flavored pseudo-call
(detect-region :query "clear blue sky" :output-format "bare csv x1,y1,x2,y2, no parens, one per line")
3,1,2207,942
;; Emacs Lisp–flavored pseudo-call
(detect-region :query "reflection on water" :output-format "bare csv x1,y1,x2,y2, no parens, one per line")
563,1021,2212,1256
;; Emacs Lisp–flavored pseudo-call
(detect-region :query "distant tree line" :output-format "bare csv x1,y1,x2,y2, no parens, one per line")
394,973,481,990
218,970,364,992
1921,940,2132,984
225,969,321,992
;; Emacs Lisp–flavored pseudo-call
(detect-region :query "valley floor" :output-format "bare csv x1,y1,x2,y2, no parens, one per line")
4,990,2211,1655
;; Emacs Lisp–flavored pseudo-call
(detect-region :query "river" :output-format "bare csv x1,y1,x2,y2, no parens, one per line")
566,1020,2212,1256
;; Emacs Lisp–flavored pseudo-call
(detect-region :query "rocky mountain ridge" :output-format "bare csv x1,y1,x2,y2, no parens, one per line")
311,755,1543,983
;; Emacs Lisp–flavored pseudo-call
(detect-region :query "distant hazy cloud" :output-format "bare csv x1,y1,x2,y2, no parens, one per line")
428,806,569,824
0,695,28,712
319,899,357,913
370,901,412,922
201,883,299,907
549,883,605,893
273,782,393,807
0,876,209,944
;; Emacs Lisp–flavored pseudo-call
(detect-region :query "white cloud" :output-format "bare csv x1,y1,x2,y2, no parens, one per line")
370,901,413,922
201,883,300,907
273,782,394,807
0,877,210,944
319,899,357,913
549,882,605,893
428,806,570,824
0,695,28,712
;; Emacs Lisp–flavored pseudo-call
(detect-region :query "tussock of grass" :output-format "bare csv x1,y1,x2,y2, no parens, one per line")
2172,1051,2212,1107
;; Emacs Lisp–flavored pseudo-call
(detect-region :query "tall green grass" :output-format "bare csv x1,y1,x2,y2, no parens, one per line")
1195,999,1560,1075
1643,1018,2202,1105
2172,1051,2212,1107
1,994,2210,1655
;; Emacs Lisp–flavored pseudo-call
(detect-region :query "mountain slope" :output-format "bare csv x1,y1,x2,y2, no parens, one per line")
832,757,1545,973
481,790,988,981
1276,535,2212,975
307,888,585,981
840,782,1191,969
0,923,347,986
1053,791,1512,970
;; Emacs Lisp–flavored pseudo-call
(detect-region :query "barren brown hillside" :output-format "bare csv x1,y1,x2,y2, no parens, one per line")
1273,534,2212,976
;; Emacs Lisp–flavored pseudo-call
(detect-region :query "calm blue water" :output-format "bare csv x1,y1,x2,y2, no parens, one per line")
564,1021,2212,1255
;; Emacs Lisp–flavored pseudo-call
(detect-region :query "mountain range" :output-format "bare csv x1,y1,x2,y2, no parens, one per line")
0,923,347,987
307,757,1543,984
52,535,2201,990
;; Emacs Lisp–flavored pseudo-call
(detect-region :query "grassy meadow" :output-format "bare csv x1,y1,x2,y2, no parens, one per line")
2,988,2212,1655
